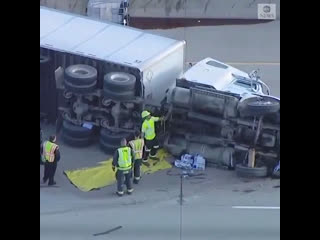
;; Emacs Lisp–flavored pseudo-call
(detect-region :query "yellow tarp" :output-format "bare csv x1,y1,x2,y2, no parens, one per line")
64,149,172,192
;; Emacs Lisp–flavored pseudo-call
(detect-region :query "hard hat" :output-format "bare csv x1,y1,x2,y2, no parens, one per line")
141,110,151,118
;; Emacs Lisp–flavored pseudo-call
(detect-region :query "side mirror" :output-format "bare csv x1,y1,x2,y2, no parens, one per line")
249,69,259,79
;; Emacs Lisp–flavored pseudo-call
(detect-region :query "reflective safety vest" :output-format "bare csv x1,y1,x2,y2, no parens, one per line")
142,117,159,140
129,138,144,160
117,147,132,171
43,141,58,163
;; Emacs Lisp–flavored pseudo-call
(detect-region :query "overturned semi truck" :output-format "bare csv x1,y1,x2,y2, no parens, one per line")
40,7,280,178
164,58,280,177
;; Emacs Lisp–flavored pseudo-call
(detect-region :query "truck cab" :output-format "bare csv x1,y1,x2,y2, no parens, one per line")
183,57,272,98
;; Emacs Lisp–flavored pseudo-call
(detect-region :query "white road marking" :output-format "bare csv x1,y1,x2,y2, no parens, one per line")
232,206,280,210
187,62,280,66
227,62,280,66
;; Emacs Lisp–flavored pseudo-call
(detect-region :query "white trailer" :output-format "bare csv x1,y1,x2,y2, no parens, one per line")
40,7,186,152
40,6,185,107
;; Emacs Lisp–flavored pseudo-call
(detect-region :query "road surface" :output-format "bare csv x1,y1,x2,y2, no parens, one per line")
41,178,280,240
41,207,280,240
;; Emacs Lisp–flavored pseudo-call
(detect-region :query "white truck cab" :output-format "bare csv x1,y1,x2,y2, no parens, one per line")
183,57,273,99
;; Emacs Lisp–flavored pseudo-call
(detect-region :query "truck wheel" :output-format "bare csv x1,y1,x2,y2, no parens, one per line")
103,72,136,92
62,133,92,147
64,65,97,94
235,164,268,178
64,80,97,94
100,128,132,145
62,120,94,138
240,97,280,117
103,88,135,101
100,139,118,153
65,65,97,86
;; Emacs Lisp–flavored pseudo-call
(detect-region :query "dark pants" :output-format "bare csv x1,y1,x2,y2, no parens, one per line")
144,137,159,160
133,159,142,181
43,162,57,185
116,170,133,194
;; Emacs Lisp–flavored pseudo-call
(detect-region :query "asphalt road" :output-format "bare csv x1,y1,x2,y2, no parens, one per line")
40,192,280,240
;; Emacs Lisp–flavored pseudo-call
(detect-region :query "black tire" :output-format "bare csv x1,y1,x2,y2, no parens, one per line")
64,80,97,94
240,98,280,117
65,65,97,86
100,128,132,145
62,133,92,147
62,120,94,138
235,164,268,178
100,139,118,153
103,88,135,101
103,72,136,92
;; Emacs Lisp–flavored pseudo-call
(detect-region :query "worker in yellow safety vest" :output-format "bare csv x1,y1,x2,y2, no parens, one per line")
40,127,43,165
128,130,145,184
112,138,135,197
141,110,163,161
41,135,61,186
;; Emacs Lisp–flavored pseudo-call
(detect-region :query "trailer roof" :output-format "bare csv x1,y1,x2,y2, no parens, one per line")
40,7,185,70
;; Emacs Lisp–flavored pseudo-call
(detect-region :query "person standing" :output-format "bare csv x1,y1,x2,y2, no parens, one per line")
141,110,163,161
112,138,134,196
128,131,145,184
42,135,60,186
40,127,43,165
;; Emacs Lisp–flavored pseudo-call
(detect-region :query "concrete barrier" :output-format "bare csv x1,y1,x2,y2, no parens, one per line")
40,0,280,20
40,0,89,15
128,0,280,19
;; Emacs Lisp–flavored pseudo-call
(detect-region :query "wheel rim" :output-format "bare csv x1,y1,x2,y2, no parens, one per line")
72,69,89,75
109,73,131,83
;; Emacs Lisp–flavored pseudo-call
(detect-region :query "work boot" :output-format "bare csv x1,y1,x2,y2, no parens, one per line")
149,156,159,161
127,188,134,195
48,181,56,186
142,161,150,167
42,178,48,184
116,191,124,197
133,179,139,184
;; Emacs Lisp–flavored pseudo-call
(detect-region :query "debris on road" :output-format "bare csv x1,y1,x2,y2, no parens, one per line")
174,154,206,171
